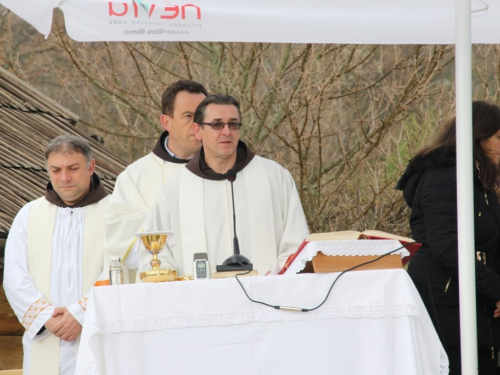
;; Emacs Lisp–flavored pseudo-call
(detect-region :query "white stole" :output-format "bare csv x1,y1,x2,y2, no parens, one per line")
243,157,277,270
27,197,107,375
178,157,277,273
179,169,207,273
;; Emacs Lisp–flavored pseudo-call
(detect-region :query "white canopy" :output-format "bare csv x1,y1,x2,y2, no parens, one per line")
0,0,498,44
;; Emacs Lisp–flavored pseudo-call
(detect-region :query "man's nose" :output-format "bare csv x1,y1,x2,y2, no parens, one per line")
61,170,71,181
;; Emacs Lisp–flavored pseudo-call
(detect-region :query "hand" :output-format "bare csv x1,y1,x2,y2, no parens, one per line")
49,307,82,341
494,301,500,318
44,314,63,334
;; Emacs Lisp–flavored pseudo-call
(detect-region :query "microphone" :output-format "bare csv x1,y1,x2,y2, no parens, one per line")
226,169,240,255
226,169,236,182
216,169,253,272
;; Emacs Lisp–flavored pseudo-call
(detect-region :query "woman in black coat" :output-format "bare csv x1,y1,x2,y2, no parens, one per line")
396,101,500,375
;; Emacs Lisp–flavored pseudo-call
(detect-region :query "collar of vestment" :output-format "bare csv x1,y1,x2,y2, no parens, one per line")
45,173,109,208
185,140,255,181
152,130,191,164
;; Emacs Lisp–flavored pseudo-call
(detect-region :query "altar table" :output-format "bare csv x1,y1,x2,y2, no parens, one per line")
75,269,448,375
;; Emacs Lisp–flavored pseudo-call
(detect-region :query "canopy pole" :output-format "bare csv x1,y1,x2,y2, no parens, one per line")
456,0,477,373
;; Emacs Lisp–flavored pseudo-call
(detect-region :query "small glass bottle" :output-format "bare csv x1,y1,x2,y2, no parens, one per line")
109,256,124,285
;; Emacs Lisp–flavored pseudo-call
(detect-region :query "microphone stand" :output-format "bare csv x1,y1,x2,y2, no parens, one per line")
216,169,253,272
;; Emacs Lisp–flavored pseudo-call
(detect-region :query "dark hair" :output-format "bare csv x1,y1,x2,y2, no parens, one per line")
45,134,93,166
194,94,241,125
161,80,208,116
414,100,500,191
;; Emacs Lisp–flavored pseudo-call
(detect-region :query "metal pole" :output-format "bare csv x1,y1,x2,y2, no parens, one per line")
455,0,477,373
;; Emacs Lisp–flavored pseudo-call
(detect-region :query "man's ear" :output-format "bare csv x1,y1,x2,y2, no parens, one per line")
160,114,172,131
193,123,203,141
88,159,96,176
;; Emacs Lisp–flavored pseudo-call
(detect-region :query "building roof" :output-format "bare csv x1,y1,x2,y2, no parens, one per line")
0,67,127,237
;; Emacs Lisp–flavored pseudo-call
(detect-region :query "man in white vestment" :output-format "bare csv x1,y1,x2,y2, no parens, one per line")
104,80,207,282
140,94,310,276
3,135,110,375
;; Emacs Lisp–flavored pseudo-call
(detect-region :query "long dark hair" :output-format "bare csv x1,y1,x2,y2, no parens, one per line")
413,101,500,191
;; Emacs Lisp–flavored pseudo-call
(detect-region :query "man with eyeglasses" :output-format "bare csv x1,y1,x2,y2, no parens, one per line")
104,80,207,283
140,94,309,277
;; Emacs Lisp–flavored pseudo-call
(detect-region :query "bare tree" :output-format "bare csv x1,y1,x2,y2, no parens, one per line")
1,9,468,234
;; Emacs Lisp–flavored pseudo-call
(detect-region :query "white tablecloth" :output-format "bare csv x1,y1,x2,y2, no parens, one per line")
75,269,448,375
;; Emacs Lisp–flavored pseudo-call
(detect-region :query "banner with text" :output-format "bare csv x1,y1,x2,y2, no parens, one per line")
2,0,500,44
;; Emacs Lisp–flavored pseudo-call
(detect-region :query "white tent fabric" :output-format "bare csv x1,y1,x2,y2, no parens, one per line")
0,0,498,44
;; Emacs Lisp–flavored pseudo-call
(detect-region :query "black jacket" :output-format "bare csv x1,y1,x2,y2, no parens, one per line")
396,147,500,349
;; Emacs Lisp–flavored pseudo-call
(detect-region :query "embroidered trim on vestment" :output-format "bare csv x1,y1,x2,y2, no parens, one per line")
22,297,50,330
79,297,89,311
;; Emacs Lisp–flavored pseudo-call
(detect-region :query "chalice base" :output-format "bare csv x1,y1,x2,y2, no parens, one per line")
140,269,178,283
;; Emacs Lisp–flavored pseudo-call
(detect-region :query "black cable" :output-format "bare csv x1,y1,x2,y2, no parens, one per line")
234,268,281,309
234,241,417,313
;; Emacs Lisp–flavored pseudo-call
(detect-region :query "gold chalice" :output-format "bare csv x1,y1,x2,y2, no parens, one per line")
136,232,177,282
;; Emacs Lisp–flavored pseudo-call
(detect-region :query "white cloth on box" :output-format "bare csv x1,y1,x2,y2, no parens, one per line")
140,155,310,276
75,270,448,375
104,152,186,281
3,196,108,375
281,239,411,275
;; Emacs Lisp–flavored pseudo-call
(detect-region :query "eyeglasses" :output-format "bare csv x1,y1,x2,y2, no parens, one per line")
202,121,242,130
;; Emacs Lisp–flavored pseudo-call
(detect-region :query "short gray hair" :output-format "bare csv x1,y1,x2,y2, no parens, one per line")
45,134,93,165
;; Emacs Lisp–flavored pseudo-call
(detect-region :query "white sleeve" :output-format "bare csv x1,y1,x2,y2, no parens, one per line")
67,301,85,325
3,202,56,339
104,167,150,271
276,170,310,267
